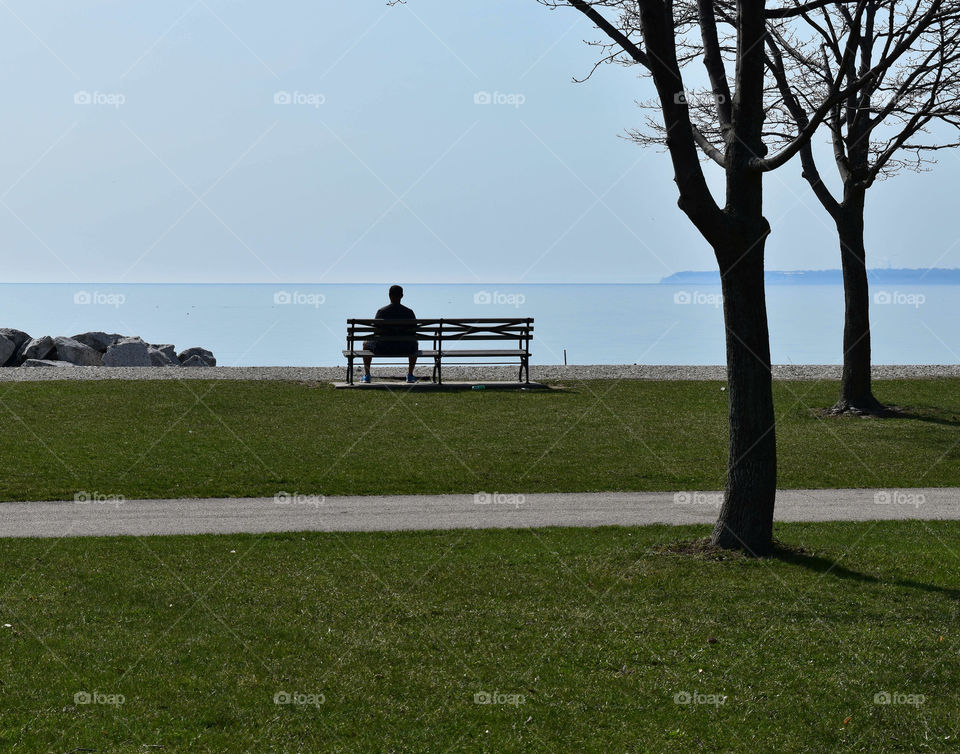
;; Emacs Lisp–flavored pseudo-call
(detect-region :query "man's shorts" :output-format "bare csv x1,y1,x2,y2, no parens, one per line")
362,340,419,356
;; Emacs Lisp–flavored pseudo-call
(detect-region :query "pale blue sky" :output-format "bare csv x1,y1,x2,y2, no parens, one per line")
1,1,957,283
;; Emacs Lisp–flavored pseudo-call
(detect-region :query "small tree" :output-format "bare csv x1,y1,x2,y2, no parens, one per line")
627,2,960,413
763,3,960,413
541,0,945,553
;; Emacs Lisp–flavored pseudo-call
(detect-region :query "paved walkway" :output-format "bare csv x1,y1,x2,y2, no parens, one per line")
0,488,954,539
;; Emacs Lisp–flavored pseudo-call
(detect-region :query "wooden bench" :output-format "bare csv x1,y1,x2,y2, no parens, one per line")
343,318,533,385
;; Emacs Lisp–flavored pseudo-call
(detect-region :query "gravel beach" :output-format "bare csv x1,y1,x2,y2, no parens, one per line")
0,364,957,381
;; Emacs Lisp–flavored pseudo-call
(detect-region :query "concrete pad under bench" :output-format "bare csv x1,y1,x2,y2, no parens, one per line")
331,380,552,391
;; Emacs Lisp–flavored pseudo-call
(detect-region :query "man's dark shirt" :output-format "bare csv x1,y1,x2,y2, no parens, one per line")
369,302,417,354
375,302,416,323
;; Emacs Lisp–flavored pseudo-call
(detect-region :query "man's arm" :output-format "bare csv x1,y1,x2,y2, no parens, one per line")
372,307,388,338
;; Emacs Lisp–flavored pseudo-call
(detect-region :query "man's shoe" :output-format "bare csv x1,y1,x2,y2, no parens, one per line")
360,374,372,384
405,374,418,384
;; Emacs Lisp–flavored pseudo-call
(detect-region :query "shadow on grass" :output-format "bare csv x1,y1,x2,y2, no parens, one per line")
815,404,960,427
772,544,960,601
890,408,960,428
658,538,960,600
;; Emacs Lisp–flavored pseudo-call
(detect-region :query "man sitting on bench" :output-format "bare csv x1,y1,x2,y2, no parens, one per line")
361,284,418,383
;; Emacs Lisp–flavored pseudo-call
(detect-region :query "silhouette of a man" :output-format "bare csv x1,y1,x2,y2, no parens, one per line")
361,285,418,383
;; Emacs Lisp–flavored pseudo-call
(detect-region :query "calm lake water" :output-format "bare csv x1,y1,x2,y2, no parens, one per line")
2,283,956,367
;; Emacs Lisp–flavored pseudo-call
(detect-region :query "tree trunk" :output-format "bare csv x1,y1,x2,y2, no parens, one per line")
707,0,778,556
627,0,777,555
832,195,884,414
710,227,778,556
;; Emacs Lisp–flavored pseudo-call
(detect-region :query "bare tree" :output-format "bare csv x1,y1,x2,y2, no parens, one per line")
625,2,960,413
539,0,945,553
763,3,960,413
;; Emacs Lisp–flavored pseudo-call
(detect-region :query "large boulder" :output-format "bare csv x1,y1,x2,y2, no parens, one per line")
22,359,75,368
54,336,102,366
21,336,55,362
71,332,124,353
11,345,27,367
102,340,151,366
148,345,179,367
151,343,178,360
0,328,31,349
178,347,216,367
180,354,212,367
0,329,31,365
0,335,16,367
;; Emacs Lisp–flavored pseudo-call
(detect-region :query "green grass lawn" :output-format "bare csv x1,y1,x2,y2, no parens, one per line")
0,378,958,501
1,521,959,752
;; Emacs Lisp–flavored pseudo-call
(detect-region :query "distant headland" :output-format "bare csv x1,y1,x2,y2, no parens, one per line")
660,268,960,285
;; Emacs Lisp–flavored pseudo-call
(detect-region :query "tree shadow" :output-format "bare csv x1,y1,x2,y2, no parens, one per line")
890,408,960,428
814,404,960,427
772,544,960,600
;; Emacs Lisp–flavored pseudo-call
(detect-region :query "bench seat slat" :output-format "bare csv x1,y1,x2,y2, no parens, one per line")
344,350,426,357
423,349,529,357
345,331,533,339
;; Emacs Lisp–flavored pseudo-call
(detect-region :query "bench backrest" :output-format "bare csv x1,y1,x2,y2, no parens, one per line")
346,318,533,346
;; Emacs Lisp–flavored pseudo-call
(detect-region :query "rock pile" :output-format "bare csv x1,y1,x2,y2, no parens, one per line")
0,329,216,368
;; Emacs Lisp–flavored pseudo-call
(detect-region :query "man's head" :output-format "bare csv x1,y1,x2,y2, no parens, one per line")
388,285,403,303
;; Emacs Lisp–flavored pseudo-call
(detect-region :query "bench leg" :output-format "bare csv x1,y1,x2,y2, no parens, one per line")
347,355,353,385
